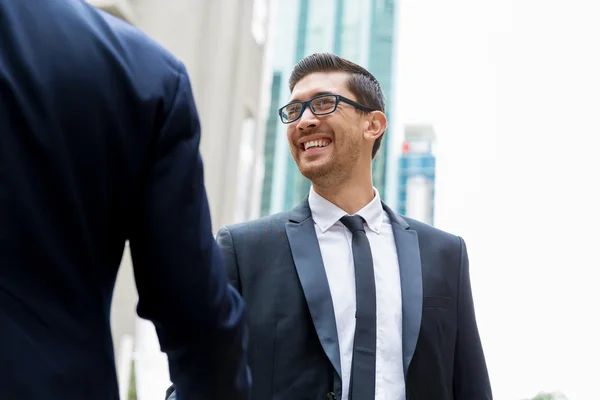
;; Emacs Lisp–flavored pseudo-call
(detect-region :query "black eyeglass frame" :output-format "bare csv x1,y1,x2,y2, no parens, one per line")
278,94,376,124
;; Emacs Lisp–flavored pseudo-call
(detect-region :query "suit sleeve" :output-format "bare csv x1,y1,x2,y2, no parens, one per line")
128,62,250,400
453,237,493,399
216,227,242,293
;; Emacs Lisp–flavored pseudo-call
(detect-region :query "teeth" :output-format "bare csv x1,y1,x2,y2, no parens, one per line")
304,139,330,150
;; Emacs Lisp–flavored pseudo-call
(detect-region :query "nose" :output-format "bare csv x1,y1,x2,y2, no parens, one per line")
297,106,321,131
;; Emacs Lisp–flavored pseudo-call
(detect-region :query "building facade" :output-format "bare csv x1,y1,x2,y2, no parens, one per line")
396,124,436,225
260,0,399,216
87,0,275,396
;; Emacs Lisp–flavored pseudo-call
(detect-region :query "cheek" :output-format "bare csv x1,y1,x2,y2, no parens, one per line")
286,129,296,148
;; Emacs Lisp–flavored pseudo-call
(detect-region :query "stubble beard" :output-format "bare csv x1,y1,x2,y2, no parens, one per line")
299,140,361,189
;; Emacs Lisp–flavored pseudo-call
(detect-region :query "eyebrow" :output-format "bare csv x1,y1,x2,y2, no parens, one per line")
289,91,336,102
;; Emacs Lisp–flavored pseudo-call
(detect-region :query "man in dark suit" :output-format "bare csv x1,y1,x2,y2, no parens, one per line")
218,53,492,399
169,52,493,399
0,0,250,399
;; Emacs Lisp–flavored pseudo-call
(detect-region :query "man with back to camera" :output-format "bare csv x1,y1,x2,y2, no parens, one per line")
167,52,493,399
0,0,250,399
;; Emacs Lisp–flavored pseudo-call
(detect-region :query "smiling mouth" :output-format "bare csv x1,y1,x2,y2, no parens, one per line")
303,138,332,151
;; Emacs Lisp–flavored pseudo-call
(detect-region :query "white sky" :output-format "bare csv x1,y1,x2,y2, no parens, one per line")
395,1,600,399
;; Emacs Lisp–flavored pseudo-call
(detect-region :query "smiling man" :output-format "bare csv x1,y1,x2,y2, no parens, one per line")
165,53,492,400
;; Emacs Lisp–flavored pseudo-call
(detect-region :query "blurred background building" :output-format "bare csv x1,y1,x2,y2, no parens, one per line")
396,124,436,226
87,0,275,397
260,0,399,215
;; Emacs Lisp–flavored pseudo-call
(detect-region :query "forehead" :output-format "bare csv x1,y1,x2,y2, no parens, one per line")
289,71,353,101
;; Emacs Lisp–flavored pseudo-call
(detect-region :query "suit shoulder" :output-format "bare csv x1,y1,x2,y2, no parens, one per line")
87,5,181,72
401,216,462,245
397,216,468,269
218,212,290,237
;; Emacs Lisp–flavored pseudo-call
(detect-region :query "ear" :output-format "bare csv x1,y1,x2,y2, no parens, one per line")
362,111,387,143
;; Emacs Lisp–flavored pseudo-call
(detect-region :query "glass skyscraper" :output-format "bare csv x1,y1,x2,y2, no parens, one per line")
261,0,398,215
396,124,436,226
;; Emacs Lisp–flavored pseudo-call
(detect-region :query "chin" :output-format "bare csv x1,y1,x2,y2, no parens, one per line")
298,164,327,181
298,162,335,183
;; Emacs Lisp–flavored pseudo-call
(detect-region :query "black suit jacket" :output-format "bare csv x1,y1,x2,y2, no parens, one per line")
215,199,492,400
0,1,249,399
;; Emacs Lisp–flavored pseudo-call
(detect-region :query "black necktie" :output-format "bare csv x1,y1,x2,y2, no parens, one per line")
340,215,376,400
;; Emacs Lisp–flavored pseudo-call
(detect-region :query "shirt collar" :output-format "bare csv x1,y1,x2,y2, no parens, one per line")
308,186,384,234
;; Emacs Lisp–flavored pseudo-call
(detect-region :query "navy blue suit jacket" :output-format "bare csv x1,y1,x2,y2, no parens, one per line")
0,1,250,399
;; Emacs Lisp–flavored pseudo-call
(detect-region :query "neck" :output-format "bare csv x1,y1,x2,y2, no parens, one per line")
313,174,375,215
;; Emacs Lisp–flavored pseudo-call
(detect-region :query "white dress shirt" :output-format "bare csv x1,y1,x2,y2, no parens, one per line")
308,187,406,400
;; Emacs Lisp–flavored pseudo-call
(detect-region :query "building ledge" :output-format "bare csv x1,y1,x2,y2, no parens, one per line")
87,0,135,24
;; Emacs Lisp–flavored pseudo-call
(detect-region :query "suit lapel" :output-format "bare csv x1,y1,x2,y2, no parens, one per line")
285,199,342,380
284,199,422,380
382,202,423,377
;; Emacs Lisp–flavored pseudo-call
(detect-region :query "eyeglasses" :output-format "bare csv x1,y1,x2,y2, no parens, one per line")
278,94,375,124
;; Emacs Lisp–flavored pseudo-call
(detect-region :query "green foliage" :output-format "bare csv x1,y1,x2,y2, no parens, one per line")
128,361,137,400
532,394,555,400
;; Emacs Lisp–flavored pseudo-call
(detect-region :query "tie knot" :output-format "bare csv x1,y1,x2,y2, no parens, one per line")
340,215,365,233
